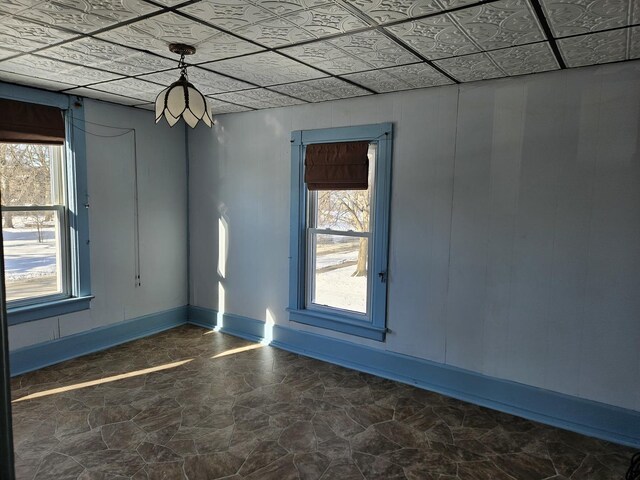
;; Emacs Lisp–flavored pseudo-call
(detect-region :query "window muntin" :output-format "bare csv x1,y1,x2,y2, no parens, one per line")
1,143,70,305
306,144,377,316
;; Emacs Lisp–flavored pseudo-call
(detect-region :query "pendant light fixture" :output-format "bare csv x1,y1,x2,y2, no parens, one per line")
155,43,212,128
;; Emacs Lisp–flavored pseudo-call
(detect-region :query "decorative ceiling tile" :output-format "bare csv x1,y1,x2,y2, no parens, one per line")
0,55,122,86
253,0,333,16
0,70,76,91
434,52,506,81
235,18,316,47
343,62,453,92
43,38,176,75
0,16,78,53
95,12,264,62
202,51,326,85
212,88,305,108
281,41,373,73
328,30,419,69
178,0,275,32
89,77,163,101
281,4,368,38
270,77,370,101
145,0,189,6
12,0,159,34
557,26,638,67
207,98,252,113
385,14,480,59
0,0,42,16
450,0,546,50
0,48,22,61
140,66,254,94
540,0,637,37
488,42,559,75
343,0,477,25
65,86,145,104
341,68,413,92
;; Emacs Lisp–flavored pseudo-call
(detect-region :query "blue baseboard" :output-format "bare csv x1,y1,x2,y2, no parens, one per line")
10,306,188,376
187,306,640,448
187,305,265,343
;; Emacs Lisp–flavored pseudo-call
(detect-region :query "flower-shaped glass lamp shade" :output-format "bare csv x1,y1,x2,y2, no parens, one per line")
155,74,212,128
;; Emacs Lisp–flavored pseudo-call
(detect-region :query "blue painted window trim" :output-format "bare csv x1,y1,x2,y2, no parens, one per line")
0,82,92,324
288,123,393,341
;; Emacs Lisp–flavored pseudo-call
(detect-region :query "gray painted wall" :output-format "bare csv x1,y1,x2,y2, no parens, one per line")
188,61,640,412
9,99,188,349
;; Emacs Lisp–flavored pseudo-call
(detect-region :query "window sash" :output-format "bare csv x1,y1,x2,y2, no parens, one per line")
305,229,374,318
1,205,71,307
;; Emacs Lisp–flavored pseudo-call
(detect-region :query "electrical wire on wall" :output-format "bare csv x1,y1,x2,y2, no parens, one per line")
71,115,142,288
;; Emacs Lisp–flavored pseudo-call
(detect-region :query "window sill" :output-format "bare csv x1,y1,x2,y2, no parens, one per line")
288,308,386,341
8,296,94,326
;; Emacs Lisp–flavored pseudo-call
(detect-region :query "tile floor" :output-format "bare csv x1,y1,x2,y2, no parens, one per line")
10,325,635,479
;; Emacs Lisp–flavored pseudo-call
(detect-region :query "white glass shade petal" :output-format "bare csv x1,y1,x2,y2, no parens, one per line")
166,86,187,118
155,72,213,128
165,110,180,127
155,87,169,123
187,86,206,117
183,109,199,128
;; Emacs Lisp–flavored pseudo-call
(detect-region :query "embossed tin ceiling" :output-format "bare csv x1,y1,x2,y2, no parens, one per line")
0,0,638,115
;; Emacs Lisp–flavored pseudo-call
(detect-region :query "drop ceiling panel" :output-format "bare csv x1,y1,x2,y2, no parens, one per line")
0,55,122,86
434,52,506,81
0,0,638,113
557,26,640,67
95,12,264,62
342,62,454,92
140,67,254,94
206,98,253,113
3,0,159,34
211,88,306,108
448,0,546,50
43,38,176,76
256,0,335,16
179,0,275,32
281,30,420,74
89,77,163,101
540,0,639,37
202,51,326,86
0,70,76,91
270,77,370,101
489,42,559,75
65,86,146,104
384,14,481,59
0,16,78,54
343,0,477,25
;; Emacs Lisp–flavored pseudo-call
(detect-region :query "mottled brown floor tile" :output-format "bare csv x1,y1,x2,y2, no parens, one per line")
319,461,365,479
183,452,243,479
238,440,288,475
9,326,635,480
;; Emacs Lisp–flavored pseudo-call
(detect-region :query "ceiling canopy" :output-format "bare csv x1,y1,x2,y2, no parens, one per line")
0,0,637,115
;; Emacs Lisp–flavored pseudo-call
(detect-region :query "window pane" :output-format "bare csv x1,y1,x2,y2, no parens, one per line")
311,234,368,314
2,210,64,302
0,143,60,206
314,144,376,232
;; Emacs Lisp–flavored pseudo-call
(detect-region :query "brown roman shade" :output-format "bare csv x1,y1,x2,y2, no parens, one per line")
304,141,369,190
0,98,65,145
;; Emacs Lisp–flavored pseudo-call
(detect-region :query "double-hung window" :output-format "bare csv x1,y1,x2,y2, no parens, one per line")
0,90,91,324
289,123,393,341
